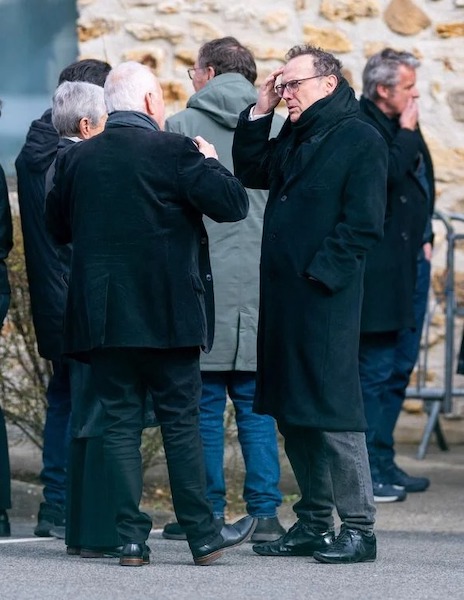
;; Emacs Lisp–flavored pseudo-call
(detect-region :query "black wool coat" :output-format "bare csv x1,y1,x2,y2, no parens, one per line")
359,97,434,333
15,110,65,360
233,81,388,431
45,111,249,360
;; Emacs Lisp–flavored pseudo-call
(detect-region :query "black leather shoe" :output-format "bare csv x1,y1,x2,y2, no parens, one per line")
250,517,287,542
162,516,225,541
119,543,151,566
313,527,376,564
191,515,257,566
66,546,81,556
253,521,334,556
0,510,11,537
81,545,123,558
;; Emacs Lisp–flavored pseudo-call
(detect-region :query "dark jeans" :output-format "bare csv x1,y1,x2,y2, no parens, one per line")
376,254,431,467
41,360,72,506
279,422,375,533
90,347,217,547
359,331,398,480
199,371,282,518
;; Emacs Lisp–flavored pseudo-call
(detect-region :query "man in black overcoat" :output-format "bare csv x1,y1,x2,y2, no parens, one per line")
46,61,255,567
0,99,13,537
15,59,111,536
359,49,434,502
232,45,388,564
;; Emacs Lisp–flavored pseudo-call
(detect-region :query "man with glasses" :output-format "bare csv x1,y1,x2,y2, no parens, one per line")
232,45,388,563
163,36,285,544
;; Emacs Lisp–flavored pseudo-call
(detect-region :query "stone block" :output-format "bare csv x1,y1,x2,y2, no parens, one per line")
303,24,353,53
448,88,464,122
261,10,291,33
320,0,379,22
436,22,464,38
123,47,166,74
126,22,185,43
77,17,122,42
384,0,431,36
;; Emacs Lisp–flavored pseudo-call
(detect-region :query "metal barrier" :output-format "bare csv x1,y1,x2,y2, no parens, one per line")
406,210,464,458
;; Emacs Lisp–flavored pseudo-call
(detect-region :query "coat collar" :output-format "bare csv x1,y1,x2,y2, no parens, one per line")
106,110,160,132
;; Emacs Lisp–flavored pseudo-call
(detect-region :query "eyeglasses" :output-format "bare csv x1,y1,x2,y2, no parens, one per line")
274,74,325,98
187,67,205,80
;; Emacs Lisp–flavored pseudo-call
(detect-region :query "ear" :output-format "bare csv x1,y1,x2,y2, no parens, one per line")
78,117,92,139
325,74,338,95
206,65,215,81
376,83,391,100
144,91,156,117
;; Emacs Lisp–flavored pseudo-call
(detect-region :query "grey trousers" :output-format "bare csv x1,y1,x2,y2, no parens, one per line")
279,423,376,534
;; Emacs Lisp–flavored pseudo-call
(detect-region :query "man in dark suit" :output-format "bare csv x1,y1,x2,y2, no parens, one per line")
46,61,255,567
233,45,387,564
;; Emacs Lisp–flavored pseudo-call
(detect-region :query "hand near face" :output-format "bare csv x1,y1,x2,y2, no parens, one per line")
193,135,218,159
399,97,419,131
254,67,284,116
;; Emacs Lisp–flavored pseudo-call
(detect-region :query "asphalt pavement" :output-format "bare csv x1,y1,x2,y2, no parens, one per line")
1,438,463,600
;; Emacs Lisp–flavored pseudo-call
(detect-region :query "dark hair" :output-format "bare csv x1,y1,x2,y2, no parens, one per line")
285,44,343,81
197,37,257,84
58,58,112,88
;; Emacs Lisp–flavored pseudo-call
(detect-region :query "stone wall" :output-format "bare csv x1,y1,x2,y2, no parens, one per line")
76,0,463,209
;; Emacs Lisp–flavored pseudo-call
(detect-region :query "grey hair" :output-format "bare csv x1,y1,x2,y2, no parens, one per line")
362,48,420,101
104,61,158,113
52,81,106,137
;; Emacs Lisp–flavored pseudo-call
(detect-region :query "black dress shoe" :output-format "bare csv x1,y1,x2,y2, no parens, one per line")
253,520,334,556
313,527,376,564
119,543,151,567
66,546,81,556
0,510,11,537
191,515,257,566
250,517,286,542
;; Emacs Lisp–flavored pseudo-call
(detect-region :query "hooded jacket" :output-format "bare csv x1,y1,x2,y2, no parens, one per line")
166,73,283,370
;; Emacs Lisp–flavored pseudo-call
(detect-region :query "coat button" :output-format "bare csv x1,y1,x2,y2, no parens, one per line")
280,195,287,202
270,233,277,240
200,237,207,245
205,273,212,281
400,195,407,203
401,232,409,241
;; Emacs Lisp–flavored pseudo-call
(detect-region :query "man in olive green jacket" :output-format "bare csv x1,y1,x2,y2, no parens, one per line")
164,37,285,542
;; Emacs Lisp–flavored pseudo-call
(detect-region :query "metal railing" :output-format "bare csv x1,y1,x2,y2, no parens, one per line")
406,210,464,458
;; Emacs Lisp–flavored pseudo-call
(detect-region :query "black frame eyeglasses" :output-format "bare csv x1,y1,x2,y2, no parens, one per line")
187,67,204,80
274,74,325,98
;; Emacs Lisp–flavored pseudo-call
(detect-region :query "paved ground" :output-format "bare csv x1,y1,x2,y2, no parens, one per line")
1,436,463,600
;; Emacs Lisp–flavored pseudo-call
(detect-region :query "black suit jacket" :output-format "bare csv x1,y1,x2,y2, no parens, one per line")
45,111,248,360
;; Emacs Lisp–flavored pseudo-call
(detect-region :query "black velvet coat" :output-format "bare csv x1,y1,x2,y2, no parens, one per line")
359,97,434,333
45,111,248,360
233,81,387,431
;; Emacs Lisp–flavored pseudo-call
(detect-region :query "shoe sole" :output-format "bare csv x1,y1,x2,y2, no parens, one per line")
373,495,406,503
119,556,150,567
66,547,81,556
313,553,376,564
193,521,258,566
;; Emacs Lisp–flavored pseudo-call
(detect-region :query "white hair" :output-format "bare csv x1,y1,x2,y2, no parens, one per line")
52,81,106,137
104,61,159,113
